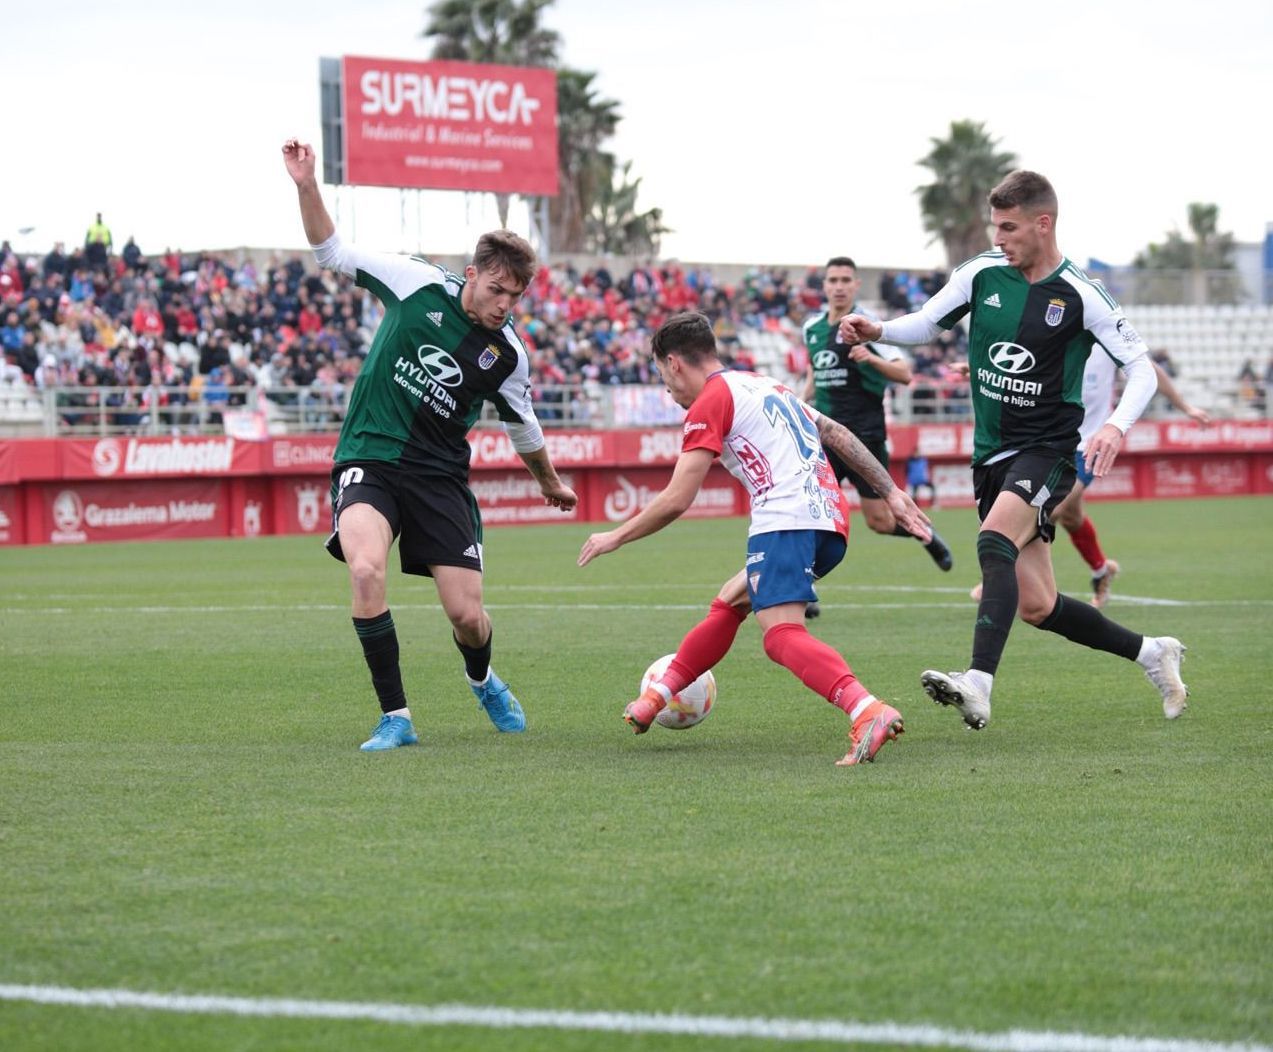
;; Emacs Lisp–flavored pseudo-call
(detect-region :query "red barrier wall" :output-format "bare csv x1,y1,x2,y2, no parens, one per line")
1,420,1270,547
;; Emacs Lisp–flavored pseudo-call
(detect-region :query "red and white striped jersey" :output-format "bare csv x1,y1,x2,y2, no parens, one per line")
681,370,849,539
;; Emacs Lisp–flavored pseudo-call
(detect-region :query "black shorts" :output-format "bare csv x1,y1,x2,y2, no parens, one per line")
826,438,889,500
326,461,484,577
972,450,1076,543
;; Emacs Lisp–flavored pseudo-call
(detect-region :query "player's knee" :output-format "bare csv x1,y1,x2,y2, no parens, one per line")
346,554,386,598
864,510,894,534
762,622,800,664
447,605,486,639
1018,594,1055,625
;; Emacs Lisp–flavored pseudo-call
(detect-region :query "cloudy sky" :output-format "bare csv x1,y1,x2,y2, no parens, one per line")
2,0,1268,270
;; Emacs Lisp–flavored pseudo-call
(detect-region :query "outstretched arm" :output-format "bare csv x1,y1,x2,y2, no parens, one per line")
813,413,931,541
518,445,578,511
578,448,714,566
1153,361,1212,424
281,139,335,246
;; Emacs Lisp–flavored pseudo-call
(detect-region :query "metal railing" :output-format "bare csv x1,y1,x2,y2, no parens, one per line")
1,377,1261,440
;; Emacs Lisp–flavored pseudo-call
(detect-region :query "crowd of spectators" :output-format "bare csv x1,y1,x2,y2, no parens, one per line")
0,220,959,431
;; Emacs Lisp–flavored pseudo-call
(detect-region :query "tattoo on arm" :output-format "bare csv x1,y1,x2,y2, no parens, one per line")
815,415,894,496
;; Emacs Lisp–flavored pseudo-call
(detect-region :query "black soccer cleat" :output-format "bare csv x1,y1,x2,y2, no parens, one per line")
924,531,953,572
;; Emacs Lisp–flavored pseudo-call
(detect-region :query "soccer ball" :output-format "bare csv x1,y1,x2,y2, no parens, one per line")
640,654,716,730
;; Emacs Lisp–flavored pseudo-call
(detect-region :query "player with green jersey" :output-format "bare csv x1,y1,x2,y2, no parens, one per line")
801,258,953,612
839,171,1188,731
282,138,577,751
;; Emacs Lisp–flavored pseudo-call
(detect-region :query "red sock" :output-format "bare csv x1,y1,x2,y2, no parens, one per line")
1067,516,1106,572
761,622,871,713
660,598,748,695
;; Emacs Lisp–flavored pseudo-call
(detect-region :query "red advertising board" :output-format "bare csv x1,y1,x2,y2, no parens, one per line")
27,479,229,545
469,470,583,525
341,56,558,195
0,486,21,544
588,466,745,523
61,436,256,480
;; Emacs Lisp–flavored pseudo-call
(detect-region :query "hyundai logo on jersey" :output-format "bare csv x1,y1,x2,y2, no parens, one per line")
416,347,463,386
988,342,1037,374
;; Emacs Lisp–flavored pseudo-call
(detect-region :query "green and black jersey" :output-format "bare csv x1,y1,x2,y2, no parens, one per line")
317,236,540,480
897,252,1147,465
803,306,904,444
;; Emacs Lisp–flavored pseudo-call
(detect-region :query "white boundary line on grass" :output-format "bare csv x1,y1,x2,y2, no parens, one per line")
6,597,1273,617
1,985,1268,1052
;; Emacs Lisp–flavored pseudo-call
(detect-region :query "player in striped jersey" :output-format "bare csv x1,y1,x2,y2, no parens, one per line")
283,139,577,751
578,312,932,766
801,257,953,613
839,170,1189,729
969,352,1210,607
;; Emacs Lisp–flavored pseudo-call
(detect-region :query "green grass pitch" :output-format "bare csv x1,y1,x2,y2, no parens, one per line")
1,496,1270,1051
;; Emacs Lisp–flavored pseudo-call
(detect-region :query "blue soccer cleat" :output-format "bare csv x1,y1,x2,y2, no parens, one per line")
471,671,526,733
359,714,419,752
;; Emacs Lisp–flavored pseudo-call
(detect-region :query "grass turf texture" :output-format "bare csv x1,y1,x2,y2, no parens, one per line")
1,496,1270,1051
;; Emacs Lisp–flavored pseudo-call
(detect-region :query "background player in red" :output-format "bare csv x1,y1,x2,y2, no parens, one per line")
578,312,931,766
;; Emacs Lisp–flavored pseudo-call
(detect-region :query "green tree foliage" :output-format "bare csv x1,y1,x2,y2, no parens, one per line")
421,0,562,227
1133,204,1241,304
916,120,1017,268
586,159,670,256
551,68,620,253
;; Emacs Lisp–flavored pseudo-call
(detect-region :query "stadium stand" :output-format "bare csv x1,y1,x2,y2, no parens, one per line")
1,233,1268,436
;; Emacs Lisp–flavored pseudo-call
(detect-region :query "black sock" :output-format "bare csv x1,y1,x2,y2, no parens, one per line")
1036,594,1142,660
972,531,1019,675
890,524,912,538
353,610,406,714
455,628,493,682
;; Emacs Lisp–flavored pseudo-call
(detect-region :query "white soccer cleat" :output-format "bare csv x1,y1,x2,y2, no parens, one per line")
1143,636,1189,719
920,669,991,730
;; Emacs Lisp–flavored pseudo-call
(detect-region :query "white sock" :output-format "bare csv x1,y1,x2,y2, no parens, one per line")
386,706,411,719
849,694,877,721
466,673,490,688
965,670,994,696
1136,637,1162,668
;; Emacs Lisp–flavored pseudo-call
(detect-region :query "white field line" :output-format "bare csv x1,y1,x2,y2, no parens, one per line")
4,597,1272,617
0,985,1267,1052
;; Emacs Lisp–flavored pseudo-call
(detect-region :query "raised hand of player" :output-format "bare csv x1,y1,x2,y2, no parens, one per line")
578,530,621,567
282,138,316,185
1084,422,1124,477
885,487,932,543
1185,404,1213,426
838,313,882,345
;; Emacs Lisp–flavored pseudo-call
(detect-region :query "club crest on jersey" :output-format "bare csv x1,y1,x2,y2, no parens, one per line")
478,345,501,370
1044,298,1066,327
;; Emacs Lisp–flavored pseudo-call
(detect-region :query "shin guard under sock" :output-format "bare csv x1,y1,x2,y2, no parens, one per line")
454,628,493,683
354,610,407,714
1036,594,1141,660
762,622,870,713
1068,516,1106,573
663,598,747,695
972,531,1019,676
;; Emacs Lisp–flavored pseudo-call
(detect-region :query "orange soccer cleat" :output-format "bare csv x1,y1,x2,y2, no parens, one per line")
622,689,667,734
837,700,905,766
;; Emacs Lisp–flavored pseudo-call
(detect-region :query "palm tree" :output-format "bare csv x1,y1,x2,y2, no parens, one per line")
420,0,562,227
586,159,670,256
1134,203,1240,304
551,68,621,253
916,120,1017,268
423,0,560,65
